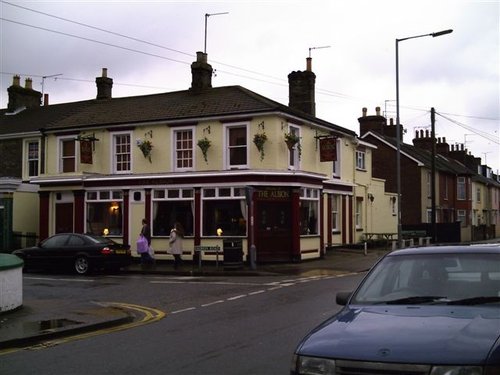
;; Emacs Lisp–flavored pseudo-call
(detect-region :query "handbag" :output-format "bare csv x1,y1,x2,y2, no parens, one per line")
136,235,148,253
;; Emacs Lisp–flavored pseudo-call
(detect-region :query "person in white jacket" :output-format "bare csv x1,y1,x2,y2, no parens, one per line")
168,222,184,269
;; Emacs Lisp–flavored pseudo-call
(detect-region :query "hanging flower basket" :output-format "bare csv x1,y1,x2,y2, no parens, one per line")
136,139,153,162
197,137,211,163
253,132,268,161
284,132,301,160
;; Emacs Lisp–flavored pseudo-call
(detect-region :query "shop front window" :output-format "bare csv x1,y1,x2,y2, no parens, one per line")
86,190,123,236
202,187,246,236
300,188,319,235
152,189,194,236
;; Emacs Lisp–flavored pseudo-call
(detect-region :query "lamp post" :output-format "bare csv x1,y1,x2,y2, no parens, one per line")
395,29,452,248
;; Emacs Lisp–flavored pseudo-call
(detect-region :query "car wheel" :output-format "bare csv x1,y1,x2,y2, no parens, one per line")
74,256,90,275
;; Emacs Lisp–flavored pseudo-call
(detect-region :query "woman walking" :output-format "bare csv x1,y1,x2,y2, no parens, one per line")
140,218,155,265
169,222,184,269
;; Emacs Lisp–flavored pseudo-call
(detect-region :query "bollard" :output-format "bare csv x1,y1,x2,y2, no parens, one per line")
249,244,257,270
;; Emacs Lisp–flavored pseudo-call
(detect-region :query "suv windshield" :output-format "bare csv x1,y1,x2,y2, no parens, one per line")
351,253,500,305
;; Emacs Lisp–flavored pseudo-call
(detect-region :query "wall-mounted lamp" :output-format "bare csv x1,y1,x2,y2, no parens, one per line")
203,125,211,135
103,228,109,236
368,193,375,203
217,228,223,236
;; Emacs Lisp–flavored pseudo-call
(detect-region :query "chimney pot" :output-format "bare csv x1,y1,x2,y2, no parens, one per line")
25,78,33,90
306,57,312,72
362,107,367,117
96,68,113,99
197,51,208,63
390,118,394,125
44,93,49,106
375,106,380,116
13,75,20,86
191,51,213,91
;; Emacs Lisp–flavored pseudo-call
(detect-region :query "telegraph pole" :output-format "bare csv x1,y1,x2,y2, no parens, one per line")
431,107,436,243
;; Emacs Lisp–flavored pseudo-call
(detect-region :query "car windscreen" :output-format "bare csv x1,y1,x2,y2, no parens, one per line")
351,253,500,305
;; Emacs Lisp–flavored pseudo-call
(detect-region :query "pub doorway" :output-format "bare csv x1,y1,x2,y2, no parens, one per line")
55,203,74,234
254,189,292,262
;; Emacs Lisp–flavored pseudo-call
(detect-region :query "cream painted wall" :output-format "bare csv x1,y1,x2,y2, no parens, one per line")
12,191,39,234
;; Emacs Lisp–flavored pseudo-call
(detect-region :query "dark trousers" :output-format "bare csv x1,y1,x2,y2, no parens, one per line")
141,251,154,264
173,254,182,269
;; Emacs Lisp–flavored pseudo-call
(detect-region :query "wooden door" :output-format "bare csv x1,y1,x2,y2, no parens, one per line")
55,203,74,233
255,201,292,262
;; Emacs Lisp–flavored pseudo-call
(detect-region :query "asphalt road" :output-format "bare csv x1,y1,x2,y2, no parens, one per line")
1,271,365,375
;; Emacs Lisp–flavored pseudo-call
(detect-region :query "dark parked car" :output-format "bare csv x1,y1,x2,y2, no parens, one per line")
291,245,500,375
13,233,132,275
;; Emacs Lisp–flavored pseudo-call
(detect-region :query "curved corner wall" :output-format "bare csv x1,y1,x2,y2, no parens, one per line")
0,254,23,312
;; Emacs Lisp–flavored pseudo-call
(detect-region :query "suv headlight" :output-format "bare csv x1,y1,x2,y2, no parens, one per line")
291,355,336,375
430,366,483,375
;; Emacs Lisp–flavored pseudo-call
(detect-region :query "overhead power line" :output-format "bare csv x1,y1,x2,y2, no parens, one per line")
436,112,499,144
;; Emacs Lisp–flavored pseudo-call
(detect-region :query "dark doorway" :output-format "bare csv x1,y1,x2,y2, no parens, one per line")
56,203,74,233
255,200,292,262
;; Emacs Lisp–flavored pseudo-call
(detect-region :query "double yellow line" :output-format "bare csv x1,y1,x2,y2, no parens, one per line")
0,302,165,355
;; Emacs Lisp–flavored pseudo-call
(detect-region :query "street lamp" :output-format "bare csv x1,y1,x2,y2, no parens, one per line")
395,29,453,248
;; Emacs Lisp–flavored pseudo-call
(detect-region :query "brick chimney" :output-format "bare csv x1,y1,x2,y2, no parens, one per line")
412,129,433,151
190,52,212,92
96,68,113,100
436,137,449,155
358,107,386,136
358,107,403,141
7,75,42,112
288,57,316,116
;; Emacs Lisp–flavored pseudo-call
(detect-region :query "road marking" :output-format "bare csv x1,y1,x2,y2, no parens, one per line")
248,290,265,296
0,302,165,355
201,300,224,307
25,276,95,283
227,294,246,301
165,272,361,315
171,307,196,314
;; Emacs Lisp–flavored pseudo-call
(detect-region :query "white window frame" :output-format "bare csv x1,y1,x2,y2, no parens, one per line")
224,123,248,169
332,139,341,178
85,190,124,236
300,188,319,236
355,149,366,170
457,177,466,200
172,127,194,171
457,209,466,227
57,136,78,173
288,124,301,170
355,198,363,229
331,194,339,232
25,139,40,178
201,186,247,237
111,131,132,174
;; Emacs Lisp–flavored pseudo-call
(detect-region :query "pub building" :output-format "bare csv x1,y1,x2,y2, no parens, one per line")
3,52,394,263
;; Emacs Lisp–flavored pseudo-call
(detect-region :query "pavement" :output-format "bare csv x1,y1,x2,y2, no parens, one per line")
0,247,388,351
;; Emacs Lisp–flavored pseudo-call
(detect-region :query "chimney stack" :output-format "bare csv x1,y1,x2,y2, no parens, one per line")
96,68,113,100
358,106,397,137
190,52,213,92
7,75,42,112
288,57,316,116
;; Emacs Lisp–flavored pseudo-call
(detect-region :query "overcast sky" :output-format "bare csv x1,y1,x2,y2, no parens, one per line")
1,0,498,172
